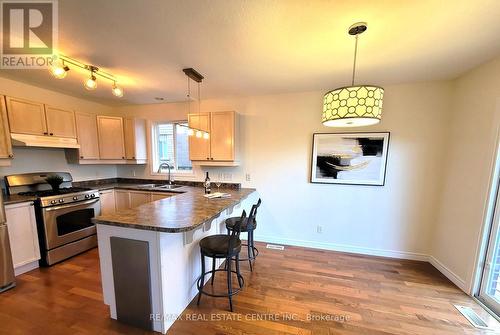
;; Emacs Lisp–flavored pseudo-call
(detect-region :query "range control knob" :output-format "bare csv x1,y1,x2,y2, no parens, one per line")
85,194,90,199
59,199,64,203
51,200,57,204
73,196,78,200
90,193,96,198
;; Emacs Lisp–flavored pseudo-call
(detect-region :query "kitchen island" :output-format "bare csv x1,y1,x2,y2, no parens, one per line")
93,186,257,333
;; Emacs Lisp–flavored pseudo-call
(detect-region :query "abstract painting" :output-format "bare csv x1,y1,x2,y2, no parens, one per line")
311,132,390,186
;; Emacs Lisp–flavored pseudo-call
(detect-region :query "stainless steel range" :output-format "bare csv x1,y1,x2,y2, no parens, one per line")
5,172,100,266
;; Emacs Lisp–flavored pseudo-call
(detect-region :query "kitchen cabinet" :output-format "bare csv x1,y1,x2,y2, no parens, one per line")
188,111,239,166
114,190,130,211
5,96,77,139
124,118,147,163
44,105,77,138
113,190,174,211
0,96,13,165
5,202,40,273
5,96,47,136
74,112,100,160
151,193,173,201
188,112,211,161
99,189,116,215
97,116,125,160
129,191,152,208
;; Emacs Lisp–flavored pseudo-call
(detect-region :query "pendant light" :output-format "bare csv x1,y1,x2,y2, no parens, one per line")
183,68,210,140
322,22,384,127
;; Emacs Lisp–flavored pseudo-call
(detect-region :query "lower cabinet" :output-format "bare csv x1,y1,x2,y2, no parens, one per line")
5,202,41,274
99,189,116,215
105,189,174,212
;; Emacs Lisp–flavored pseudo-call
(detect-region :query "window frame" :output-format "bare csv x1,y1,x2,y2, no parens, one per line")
151,120,193,176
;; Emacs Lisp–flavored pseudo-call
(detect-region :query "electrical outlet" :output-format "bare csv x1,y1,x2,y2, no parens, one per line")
316,225,323,234
245,173,251,181
132,169,136,177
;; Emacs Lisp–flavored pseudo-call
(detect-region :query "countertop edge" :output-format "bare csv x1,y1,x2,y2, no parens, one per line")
94,189,256,233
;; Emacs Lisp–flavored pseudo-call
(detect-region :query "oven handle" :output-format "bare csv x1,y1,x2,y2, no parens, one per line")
43,198,100,211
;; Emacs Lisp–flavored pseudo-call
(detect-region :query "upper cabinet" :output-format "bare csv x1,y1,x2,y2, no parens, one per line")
124,118,147,163
75,112,100,160
5,96,47,136
0,96,13,165
188,111,239,166
188,112,211,161
97,116,126,160
44,106,76,138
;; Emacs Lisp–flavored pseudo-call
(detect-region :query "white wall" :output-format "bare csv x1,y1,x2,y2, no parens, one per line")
0,76,118,181
117,81,453,259
431,57,500,292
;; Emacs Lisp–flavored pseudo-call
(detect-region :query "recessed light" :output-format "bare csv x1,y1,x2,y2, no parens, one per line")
154,97,165,101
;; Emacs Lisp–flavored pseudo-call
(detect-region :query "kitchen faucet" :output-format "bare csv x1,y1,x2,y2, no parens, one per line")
157,162,173,185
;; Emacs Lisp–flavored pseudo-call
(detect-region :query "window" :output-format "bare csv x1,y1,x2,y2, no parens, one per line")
152,121,192,173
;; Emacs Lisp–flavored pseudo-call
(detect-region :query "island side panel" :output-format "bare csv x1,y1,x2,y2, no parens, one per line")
96,224,165,333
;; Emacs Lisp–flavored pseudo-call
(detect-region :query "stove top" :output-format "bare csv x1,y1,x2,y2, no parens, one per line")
18,187,92,198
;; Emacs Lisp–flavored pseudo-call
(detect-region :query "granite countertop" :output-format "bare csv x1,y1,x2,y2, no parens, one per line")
3,194,37,205
93,186,256,233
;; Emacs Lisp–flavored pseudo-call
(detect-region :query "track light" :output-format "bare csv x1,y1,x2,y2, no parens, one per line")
112,82,123,97
84,73,97,90
50,60,69,79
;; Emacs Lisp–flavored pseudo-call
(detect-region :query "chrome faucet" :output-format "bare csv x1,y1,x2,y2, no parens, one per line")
157,162,173,185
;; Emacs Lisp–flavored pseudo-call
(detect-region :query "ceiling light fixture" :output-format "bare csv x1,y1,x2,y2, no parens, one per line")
112,82,124,97
182,68,209,140
48,54,124,98
50,59,69,79
322,22,384,127
84,66,98,90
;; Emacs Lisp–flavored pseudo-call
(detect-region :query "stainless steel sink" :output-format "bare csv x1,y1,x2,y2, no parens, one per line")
153,184,183,190
136,184,163,189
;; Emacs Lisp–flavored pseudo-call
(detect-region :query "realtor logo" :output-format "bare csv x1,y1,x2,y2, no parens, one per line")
1,0,57,68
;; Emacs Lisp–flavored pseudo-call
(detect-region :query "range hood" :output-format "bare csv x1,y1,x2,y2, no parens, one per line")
11,133,80,149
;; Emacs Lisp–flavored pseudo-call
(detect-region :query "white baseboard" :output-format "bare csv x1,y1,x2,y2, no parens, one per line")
14,260,39,276
428,255,468,292
253,235,428,261
254,235,469,293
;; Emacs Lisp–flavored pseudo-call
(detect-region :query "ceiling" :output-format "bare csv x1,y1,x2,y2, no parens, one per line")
1,0,500,106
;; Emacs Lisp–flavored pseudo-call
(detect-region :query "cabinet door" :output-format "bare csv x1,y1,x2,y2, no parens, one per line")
5,96,47,135
44,105,77,138
0,96,13,159
75,112,100,159
99,190,116,215
123,118,136,159
97,116,125,159
114,190,130,211
151,193,173,202
210,111,234,161
129,191,151,208
5,202,40,268
188,113,210,161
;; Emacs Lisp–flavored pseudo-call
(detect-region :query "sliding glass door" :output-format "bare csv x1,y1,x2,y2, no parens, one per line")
478,185,500,315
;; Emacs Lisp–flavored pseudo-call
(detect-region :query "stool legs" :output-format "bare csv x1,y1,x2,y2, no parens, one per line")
247,234,253,271
197,254,205,305
226,256,233,312
210,257,216,285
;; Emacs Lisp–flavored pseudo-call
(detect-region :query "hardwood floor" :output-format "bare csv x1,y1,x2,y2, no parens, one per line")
0,243,497,334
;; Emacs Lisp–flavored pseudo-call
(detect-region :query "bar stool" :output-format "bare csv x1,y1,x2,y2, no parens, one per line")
225,199,261,271
196,210,246,312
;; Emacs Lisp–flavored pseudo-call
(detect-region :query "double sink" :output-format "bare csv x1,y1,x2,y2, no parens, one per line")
136,184,183,191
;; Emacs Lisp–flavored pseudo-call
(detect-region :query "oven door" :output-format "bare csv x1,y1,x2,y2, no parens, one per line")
41,198,100,250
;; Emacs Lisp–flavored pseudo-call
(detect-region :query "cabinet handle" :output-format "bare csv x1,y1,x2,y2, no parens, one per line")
122,156,125,159
43,132,48,135
50,133,54,136
80,156,84,159
132,156,135,159
207,157,210,160
8,154,13,158
211,158,214,160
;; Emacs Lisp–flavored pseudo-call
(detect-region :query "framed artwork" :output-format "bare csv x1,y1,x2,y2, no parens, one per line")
310,132,390,186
